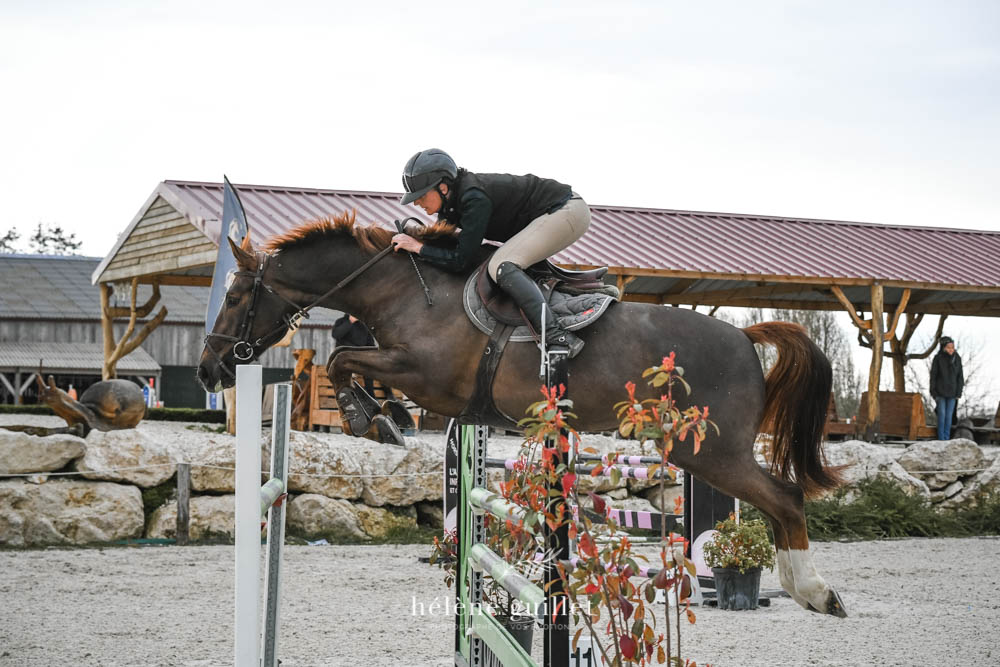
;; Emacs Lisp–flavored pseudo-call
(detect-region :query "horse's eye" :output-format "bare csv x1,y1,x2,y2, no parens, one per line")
226,295,240,307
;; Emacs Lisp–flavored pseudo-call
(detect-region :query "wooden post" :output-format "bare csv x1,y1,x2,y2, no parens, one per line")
100,283,115,380
865,283,884,441
225,386,237,435
176,463,191,546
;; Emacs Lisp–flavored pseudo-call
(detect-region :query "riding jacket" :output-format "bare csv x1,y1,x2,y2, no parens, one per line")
417,169,572,273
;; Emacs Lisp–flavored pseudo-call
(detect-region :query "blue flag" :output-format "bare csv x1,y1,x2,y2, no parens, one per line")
205,176,249,335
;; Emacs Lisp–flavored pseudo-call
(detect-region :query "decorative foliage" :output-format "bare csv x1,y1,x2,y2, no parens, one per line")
702,515,775,574
432,355,718,665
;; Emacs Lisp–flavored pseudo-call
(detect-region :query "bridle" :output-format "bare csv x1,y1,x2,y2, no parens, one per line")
203,244,396,380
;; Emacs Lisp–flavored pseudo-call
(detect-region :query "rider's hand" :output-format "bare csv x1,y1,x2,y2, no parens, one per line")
391,233,423,254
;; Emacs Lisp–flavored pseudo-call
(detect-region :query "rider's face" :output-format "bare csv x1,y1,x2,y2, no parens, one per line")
415,184,447,216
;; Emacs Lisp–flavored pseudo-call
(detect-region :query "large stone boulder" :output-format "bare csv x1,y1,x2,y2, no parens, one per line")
938,454,1000,510
823,440,929,498
188,437,240,493
74,428,175,488
896,439,986,489
146,495,237,540
639,482,685,514
282,431,365,500
0,429,86,474
286,494,367,540
285,494,418,540
0,479,143,546
358,437,441,506
354,504,418,539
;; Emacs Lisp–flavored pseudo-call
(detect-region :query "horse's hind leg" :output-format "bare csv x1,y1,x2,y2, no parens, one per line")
678,451,848,618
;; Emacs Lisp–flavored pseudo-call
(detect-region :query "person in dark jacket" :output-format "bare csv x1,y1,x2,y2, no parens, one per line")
929,336,964,440
390,148,591,358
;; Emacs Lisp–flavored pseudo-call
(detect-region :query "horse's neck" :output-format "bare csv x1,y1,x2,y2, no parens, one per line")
286,242,465,343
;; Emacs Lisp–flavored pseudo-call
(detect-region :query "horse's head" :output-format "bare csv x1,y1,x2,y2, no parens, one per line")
197,232,298,392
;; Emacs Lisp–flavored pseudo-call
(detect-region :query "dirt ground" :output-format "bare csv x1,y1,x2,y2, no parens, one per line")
2,537,998,666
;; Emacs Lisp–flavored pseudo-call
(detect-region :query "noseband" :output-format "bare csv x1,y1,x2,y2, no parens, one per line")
204,244,396,380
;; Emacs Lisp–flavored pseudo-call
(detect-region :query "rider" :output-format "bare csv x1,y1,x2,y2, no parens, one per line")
391,148,591,358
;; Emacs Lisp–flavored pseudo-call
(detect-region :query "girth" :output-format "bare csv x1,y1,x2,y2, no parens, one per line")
456,324,519,429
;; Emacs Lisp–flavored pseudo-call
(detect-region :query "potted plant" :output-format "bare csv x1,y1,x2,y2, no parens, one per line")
703,514,775,610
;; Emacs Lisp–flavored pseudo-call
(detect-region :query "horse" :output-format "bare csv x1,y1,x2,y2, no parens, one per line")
197,211,847,618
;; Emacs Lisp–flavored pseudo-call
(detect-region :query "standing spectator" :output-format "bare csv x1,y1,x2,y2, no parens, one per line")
929,336,964,441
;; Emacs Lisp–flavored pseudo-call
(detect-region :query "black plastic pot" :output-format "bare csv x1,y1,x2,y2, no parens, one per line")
497,614,534,652
711,567,762,610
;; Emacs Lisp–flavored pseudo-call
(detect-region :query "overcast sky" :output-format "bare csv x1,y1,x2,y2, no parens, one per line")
1,1,998,408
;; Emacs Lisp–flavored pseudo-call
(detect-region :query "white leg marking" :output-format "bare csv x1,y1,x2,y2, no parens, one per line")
776,549,810,609
789,548,832,612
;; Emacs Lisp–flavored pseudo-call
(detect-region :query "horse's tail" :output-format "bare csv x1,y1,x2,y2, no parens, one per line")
743,322,842,498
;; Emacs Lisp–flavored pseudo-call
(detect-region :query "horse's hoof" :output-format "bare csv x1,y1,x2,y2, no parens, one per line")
825,589,848,618
373,415,406,447
381,399,415,431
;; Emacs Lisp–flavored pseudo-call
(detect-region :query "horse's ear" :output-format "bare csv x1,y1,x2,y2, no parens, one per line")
240,230,253,252
228,235,255,271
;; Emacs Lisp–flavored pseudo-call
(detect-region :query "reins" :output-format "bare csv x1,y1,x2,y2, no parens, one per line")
204,244,395,378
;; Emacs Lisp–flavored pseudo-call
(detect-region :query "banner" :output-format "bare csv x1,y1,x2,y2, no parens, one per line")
205,175,249,335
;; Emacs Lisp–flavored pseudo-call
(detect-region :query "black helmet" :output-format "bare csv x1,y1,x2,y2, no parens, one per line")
400,148,458,204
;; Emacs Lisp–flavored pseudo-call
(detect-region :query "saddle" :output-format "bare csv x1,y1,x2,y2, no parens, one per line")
458,259,619,429
475,260,609,325
466,260,619,337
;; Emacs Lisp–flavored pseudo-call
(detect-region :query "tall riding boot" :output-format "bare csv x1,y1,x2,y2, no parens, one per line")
496,261,585,358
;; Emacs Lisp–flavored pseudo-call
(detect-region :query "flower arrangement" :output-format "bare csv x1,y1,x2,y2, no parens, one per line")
702,515,775,574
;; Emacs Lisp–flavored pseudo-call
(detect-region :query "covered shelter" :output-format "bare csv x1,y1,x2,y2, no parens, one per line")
95,180,1000,436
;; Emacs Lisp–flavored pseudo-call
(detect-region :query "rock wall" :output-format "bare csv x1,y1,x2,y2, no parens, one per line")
0,422,996,547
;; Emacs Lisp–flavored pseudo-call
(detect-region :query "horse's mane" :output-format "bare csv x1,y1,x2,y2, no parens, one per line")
263,210,458,255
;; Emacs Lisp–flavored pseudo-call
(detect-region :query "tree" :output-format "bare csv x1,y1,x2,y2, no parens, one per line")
0,227,20,253
29,222,81,255
723,307,864,418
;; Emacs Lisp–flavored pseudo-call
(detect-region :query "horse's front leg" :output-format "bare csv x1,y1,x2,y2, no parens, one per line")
326,346,414,443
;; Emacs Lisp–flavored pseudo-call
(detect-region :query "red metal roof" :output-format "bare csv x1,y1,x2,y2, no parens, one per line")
160,180,1000,290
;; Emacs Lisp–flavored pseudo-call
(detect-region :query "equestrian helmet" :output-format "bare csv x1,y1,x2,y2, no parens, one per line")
400,148,458,204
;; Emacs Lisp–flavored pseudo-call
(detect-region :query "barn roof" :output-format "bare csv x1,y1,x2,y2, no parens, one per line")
92,180,1000,317
0,341,160,375
0,254,337,325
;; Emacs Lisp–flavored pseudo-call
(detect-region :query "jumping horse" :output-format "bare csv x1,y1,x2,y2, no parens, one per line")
197,211,848,618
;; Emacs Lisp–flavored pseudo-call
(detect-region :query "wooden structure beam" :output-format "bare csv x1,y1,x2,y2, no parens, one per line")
864,284,885,441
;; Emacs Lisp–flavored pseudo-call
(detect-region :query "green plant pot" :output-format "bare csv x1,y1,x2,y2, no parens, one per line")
497,614,534,652
711,567,762,611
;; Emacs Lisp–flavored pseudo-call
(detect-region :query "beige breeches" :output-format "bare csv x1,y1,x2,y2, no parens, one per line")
487,196,591,280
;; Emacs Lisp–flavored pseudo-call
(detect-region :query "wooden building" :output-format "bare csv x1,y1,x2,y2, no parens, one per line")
0,253,337,406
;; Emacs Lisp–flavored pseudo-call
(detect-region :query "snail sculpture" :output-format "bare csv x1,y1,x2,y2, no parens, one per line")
36,374,146,434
